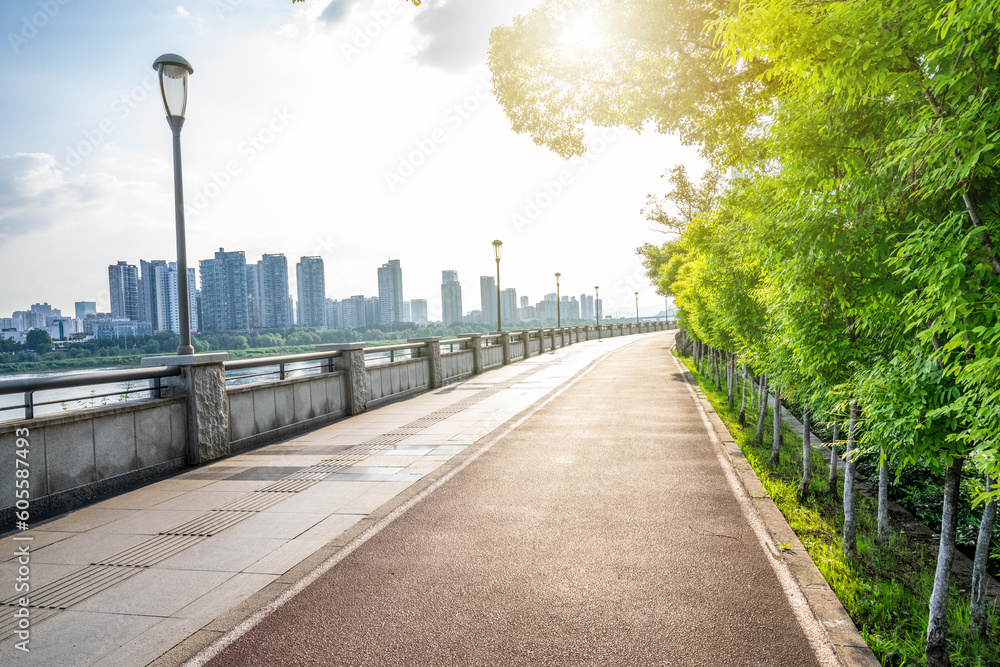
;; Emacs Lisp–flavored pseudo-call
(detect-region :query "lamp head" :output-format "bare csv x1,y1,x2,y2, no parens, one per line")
153,53,194,120
492,239,503,261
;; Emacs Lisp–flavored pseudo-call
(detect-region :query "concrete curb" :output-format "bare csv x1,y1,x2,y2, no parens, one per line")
675,357,880,667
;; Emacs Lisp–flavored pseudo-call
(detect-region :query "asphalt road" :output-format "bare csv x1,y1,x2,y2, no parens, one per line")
208,335,822,666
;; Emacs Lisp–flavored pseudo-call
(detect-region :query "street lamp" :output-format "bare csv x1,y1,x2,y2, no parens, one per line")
153,53,195,356
555,272,561,328
594,286,600,327
492,240,503,333
635,291,639,324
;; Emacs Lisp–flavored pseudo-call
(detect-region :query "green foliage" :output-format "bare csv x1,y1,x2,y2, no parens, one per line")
25,329,53,354
683,355,1000,666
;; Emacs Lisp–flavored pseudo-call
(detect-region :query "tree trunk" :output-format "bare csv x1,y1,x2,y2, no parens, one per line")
843,402,859,559
714,349,722,391
926,456,965,667
970,475,997,635
738,367,747,427
727,354,734,408
797,404,812,500
754,375,769,446
877,451,890,542
828,420,839,493
769,386,782,466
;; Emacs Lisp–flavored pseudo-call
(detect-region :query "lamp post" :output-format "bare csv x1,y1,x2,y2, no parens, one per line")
555,272,561,328
492,240,503,333
594,286,600,327
153,53,195,356
635,291,639,324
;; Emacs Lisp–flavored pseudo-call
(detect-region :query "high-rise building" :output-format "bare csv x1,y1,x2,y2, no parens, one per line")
295,256,326,328
349,295,367,329
580,293,595,320
365,297,380,327
441,271,463,326
501,288,518,323
256,254,293,329
324,299,341,330
30,302,61,321
410,299,428,325
377,259,404,325
246,264,262,329
75,302,97,319
480,276,496,324
109,261,141,321
140,260,168,330
520,296,529,308
403,301,411,322
199,249,250,331
565,296,581,320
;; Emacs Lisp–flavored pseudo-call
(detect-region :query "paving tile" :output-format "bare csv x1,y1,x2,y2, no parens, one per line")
90,616,209,667
147,490,250,512
256,482,375,515
220,512,328,541
157,534,288,573
174,572,279,620
295,513,366,543
33,507,133,533
93,487,189,511
0,562,79,601
335,481,415,515
74,568,233,616
0,531,76,561
243,538,330,575
0,609,163,667
90,509,205,536
31,531,152,566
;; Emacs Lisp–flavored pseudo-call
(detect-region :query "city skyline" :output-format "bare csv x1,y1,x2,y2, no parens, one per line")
0,2,700,325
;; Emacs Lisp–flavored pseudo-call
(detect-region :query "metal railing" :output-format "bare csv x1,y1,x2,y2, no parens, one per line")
0,366,182,421
224,349,344,385
364,342,425,366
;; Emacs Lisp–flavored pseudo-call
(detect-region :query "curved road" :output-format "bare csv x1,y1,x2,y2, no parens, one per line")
207,334,822,666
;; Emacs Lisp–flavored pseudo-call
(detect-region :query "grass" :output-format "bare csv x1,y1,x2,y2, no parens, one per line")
678,354,1000,667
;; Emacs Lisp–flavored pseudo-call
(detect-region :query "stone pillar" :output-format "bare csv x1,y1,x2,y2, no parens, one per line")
318,342,368,415
409,337,443,389
142,353,230,465
522,330,531,357
460,333,483,374
501,332,512,365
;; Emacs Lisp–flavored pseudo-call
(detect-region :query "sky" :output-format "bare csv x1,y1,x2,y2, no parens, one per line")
0,0,701,322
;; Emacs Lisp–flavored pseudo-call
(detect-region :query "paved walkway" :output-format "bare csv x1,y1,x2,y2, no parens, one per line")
200,334,830,666
0,333,661,666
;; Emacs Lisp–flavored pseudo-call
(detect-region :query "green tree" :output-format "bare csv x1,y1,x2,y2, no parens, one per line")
25,329,53,354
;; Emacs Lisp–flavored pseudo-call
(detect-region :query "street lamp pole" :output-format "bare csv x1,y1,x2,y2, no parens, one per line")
635,291,639,324
594,286,600,327
153,53,195,356
492,240,503,333
555,272,561,328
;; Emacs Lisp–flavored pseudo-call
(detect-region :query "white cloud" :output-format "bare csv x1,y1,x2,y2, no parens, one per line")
177,6,192,19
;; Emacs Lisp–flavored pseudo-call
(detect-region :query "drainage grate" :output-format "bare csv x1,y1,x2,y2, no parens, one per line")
258,478,319,493
213,493,289,513
96,534,207,568
2,564,141,612
0,607,60,636
161,511,251,537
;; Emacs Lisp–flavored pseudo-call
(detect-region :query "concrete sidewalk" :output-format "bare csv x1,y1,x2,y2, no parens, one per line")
1,333,654,666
